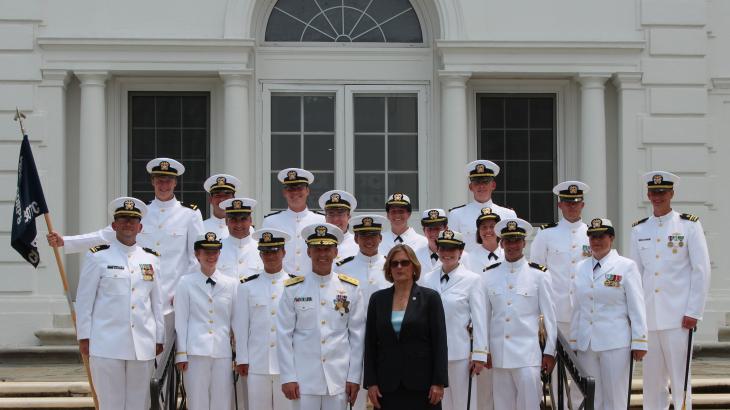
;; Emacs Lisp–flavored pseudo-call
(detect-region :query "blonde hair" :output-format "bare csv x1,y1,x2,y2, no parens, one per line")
383,244,422,283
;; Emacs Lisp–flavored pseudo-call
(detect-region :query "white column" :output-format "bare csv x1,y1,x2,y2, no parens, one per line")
220,70,252,196
577,74,610,220
439,72,471,209
75,71,109,233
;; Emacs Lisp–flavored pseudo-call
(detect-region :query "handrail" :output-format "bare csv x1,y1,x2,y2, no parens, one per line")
555,330,595,410
150,335,184,410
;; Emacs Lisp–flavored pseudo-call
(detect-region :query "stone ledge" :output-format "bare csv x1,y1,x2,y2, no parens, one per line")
694,342,730,358
0,396,93,408
0,382,89,397
0,347,81,364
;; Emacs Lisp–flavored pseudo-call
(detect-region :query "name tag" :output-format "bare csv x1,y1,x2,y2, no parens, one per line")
107,265,124,270
294,297,312,302
638,238,651,242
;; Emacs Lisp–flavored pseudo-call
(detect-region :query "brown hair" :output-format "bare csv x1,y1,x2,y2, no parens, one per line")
383,244,422,283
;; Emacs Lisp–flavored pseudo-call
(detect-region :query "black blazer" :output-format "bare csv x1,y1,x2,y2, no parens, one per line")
363,283,448,393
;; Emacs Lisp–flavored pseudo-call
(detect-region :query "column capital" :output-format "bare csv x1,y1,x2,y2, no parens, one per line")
612,72,643,91
40,69,70,89
438,71,471,87
75,70,109,87
575,74,611,89
220,70,253,87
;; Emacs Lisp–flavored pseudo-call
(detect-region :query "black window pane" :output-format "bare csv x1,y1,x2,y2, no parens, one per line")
307,172,335,210
270,173,287,210
530,162,554,192
491,191,506,205
387,96,417,133
481,130,504,160
303,134,335,170
131,96,155,127
505,130,528,160
388,135,418,171
182,96,208,128
481,98,504,129
131,129,155,158
388,173,419,208
505,193,529,220
303,96,335,132
272,134,301,169
271,96,301,132
155,96,181,128
505,161,529,191
530,98,554,129
355,173,385,210
132,160,151,192
183,192,207,212
354,97,385,132
156,129,181,159
182,161,206,191
493,160,505,190
530,193,555,225
530,130,554,161
354,134,385,170
505,98,528,129
182,129,207,160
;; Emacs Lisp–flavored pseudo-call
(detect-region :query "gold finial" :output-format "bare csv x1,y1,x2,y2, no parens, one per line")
14,108,26,136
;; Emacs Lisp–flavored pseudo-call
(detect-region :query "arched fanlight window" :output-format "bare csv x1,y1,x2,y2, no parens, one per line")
265,0,423,43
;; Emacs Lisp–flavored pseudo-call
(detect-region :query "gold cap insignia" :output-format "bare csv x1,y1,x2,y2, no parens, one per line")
443,230,454,240
315,226,328,237
653,174,663,185
428,209,440,219
569,185,578,194
481,207,492,215
591,218,602,228
262,232,273,243
330,193,340,203
160,161,170,171
287,170,297,180
393,193,403,201
362,217,373,227
232,200,243,209
476,163,486,173
123,200,135,210
507,221,518,231
205,232,217,241
216,176,226,186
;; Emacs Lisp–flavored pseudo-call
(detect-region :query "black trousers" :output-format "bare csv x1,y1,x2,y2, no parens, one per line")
379,387,441,410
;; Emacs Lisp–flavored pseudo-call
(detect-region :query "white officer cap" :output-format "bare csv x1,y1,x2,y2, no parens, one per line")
553,180,590,202
146,157,185,176
108,197,147,219
642,171,679,192
466,160,500,180
204,174,241,193
253,228,290,251
194,231,223,250
318,190,357,211
351,215,387,234
385,192,412,211
277,168,314,185
301,223,344,246
586,218,615,237
435,229,465,248
421,208,447,226
218,198,257,215
476,207,501,225
495,218,533,239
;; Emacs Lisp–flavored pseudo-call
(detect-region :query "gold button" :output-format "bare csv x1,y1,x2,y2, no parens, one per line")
127,255,131,259
569,290,573,294
571,260,576,264
507,301,512,306
271,294,277,299
590,285,594,289
656,238,661,243
320,284,325,288
505,318,511,322
271,310,276,315
270,342,275,347
156,242,160,246
505,335,510,339
571,275,575,279
159,225,163,229
296,266,300,271
161,209,165,213
114,274,118,278
572,230,576,234
209,310,213,314
131,324,135,328
321,320,326,325
321,358,326,362
590,309,594,313
321,339,326,344
271,326,275,332
131,305,135,310
209,330,213,334
508,285,513,290
572,245,576,249
208,320,213,324
655,272,659,276
296,251,301,255
589,296,593,300
272,280,276,284
655,289,659,293
131,287,135,292
656,255,660,259
589,321,593,325
209,298,213,303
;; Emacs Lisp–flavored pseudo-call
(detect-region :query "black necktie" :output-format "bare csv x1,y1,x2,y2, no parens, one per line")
488,252,498,261
431,253,439,261
593,262,601,271
440,274,449,283
206,277,216,287
395,235,404,243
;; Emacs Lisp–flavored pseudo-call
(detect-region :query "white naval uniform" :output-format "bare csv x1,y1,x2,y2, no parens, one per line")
76,238,164,410
233,270,294,410
262,208,325,276
414,244,441,274
422,264,489,410
448,200,517,252
569,250,647,410
333,232,358,265
203,215,229,240
630,211,711,410
276,271,365,409
482,258,557,410
378,227,428,256
174,270,238,410
218,234,263,282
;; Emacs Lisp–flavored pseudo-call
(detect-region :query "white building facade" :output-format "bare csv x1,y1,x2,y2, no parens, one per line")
0,0,728,346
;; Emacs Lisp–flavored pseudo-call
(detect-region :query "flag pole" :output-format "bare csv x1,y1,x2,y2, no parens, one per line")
15,109,99,410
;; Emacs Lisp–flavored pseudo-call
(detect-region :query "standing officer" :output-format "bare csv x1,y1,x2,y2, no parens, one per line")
217,198,263,281
378,193,427,255
234,229,294,410
448,160,516,252
263,168,325,277
277,223,365,410
482,218,557,410
318,190,359,264
76,197,164,410
202,174,241,239
630,171,711,410
414,208,449,272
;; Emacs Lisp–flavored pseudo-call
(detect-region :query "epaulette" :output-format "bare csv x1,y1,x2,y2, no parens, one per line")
336,256,355,267
180,201,198,211
284,276,304,287
142,247,160,257
288,273,298,278
632,217,649,227
680,213,699,222
539,222,557,230
529,262,548,272
338,273,359,286
483,262,501,272
448,204,466,212
264,210,283,218
240,274,259,284
313,210,325,216
145,200,152,205
89,244,110,253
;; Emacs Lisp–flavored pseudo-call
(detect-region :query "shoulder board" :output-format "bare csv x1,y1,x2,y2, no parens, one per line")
632,217,649,227
89,244,110,253
448,204,466,212
338,273,359,286
142,247,161,257
313,210,325,216
539,222,558,230
284,276,305,287
483,262,501,272
288,273,298,278
179,201,198,211
264,210,283,218
145,200,152,205
680,213,699,222
336,256,355,267
241,274,259,284
528,262,548,272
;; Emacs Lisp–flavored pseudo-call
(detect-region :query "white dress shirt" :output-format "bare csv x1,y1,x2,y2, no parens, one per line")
334,232,359,265
448,200,517,252
203,215,229,240
217,234,262,282
379,227,428,256
262,208,325,276
336,252,389,305
462,245,503,274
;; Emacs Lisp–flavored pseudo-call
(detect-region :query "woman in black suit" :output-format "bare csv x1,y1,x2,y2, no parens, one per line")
363,244,449,409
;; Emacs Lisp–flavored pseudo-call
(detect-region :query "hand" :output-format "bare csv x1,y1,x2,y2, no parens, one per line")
46,231,64,247
542,354,556,374
470,360,485,375
682,316,698,330
428,385,444,405
176,362,188,372
235,364,249,376
368,385,383,409
486,353,493,369
156,344,163,356
346,382,360,405
632,349,647,361
78,339,89,356
282,382,300,400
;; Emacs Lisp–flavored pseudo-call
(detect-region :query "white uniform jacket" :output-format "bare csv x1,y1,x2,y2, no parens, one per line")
448,200,517,252
233,270,294,375
336,252,389,305
378,227,428,256
262,208,325,276
629,211,711,331
218,234,263,282
529,219,589,323
569,250,648,352
203,215,229,240
462,246,503,274
482,258,557,368
334,232,359,266
174,270,238,362
422,264,489,362
76,239,164,361
276,271,365,395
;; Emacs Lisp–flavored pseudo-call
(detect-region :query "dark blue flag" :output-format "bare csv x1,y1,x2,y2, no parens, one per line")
11,135,49,267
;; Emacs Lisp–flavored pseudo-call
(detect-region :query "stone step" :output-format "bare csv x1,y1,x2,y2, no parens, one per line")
33,329,77,347
629,378,730,393
694,342,730,358
0,382,89,397
0,346,81,365
0,396,93,409
719,326,730,342
726,312,730,326
52,315,73,330
628,393,730,409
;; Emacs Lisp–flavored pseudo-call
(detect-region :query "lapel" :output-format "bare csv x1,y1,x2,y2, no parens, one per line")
399,284,421,340
196,273,210,295
593,251,616,283
378,286,398,342
440,265,461,293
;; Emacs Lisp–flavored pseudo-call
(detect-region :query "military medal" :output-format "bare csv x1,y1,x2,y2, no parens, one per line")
140,264,155,281
604,274,622,288
333,294,350,316
582,245,591,257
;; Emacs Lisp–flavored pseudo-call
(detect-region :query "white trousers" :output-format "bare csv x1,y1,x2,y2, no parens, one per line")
183,355,233,410
476,368,494,410
352,388,367,410
292,393,347,410
492,366,541,410
551,321,583,410
89,356,154,410
643,328,693,410
442,359,475,410
247,373,291,410
576,346,631,410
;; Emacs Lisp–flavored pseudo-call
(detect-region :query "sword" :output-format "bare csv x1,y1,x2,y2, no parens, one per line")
627,352,634,410
681,328,695,410
467,321,473,410
232,351,239,410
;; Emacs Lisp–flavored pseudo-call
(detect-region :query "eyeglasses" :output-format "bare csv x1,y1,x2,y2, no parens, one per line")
389,259,412,268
